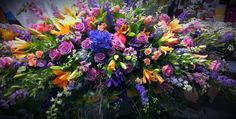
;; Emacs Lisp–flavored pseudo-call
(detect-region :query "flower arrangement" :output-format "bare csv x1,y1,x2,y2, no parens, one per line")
0,0,235,118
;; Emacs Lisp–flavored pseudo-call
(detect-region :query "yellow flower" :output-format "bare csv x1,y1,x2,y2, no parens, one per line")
107,60,116,71
0,28,15,40
159,32,178,44
141,69,165,84
11,37,30,52
168,18,182,32
159,46,174,55
51,22,70,36
52,70,71,89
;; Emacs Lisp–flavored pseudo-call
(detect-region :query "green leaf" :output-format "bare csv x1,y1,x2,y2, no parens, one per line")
17,66,26,73
113,12,125,19
50,66,62,70
14,73,27,78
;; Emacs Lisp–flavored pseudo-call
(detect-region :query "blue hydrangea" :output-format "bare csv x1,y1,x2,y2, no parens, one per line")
89,30,112,52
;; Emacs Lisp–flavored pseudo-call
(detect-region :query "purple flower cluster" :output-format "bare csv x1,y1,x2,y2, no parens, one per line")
216,75,236,87
9,89,29,105
89,30,112,52
135,84,149,105
0,57,13,69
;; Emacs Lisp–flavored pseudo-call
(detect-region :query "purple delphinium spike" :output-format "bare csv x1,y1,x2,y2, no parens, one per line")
9,89,29,105
135,84,149,105
177,11,188,23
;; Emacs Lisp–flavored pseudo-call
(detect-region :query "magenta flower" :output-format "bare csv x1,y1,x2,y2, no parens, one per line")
159,13,170,23
0,57,13,69
58,41,74,55
94,53,106,63
162,64,174,77
85,68,97,81
90,7,100,16
73,22,85,32
115,18,126,31
136,32,149,44
112,39,125,51
49,49,61,61
209,60,221,72
181,37,193,47
81,38,91,49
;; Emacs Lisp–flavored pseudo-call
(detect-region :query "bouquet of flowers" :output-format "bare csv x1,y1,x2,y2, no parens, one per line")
0,0,235,118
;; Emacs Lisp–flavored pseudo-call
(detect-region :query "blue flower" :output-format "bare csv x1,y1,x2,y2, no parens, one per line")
89,30,112,52
135,84,149,105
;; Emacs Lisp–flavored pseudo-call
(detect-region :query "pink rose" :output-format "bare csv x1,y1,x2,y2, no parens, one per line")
162,64,174,77
113,32,126,44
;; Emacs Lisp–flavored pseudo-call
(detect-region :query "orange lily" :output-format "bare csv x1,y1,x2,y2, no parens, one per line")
142,69,164,84
51,22,70,36
168,18,182,32
118,25,129,34
52,70,71,89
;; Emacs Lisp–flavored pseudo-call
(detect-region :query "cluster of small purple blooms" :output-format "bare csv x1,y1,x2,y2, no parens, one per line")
0,89,29,109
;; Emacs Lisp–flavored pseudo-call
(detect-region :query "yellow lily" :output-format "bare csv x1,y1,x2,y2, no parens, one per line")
159,46,174,55
159,32,178,44
11,37,30,51
107,60,116,71
51,22,70,36
168,18,182,32
142,69,165,84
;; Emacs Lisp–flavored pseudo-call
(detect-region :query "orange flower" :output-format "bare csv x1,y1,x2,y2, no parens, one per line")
142,69,164,84
51,22,70,36
35,50,44,58
86,17,96,29
52,70,71,89
27,53,37,67
118,25,129,34
98,23,107,31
